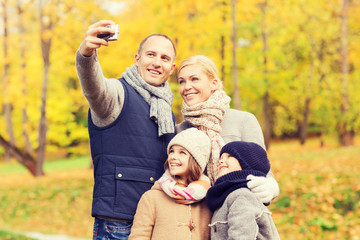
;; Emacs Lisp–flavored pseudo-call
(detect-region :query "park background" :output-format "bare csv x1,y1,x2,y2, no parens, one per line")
0,0,359,239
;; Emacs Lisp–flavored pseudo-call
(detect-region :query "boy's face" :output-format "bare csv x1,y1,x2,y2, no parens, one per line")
217,153,242,178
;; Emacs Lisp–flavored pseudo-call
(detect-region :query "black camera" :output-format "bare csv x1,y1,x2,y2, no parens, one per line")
97,24,119,41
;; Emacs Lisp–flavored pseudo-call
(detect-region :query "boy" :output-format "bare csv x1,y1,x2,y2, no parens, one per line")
206,141,280,240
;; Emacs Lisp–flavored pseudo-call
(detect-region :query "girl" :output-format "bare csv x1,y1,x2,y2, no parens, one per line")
176,55,279,203
129,128,212,240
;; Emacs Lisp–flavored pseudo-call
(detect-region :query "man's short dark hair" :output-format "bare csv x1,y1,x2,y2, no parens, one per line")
138,34,177,58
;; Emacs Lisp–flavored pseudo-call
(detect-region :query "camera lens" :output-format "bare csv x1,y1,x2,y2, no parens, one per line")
97,33,111,39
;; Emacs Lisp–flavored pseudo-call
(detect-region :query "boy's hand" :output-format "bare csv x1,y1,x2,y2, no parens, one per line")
247,175,279,203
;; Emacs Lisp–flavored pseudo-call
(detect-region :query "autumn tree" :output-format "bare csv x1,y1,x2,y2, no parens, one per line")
1,0,15,162
257,0,272,149
1,0,360,172
0,0,94,176
338,0,353,146
231,0,241,109
17,0,34,157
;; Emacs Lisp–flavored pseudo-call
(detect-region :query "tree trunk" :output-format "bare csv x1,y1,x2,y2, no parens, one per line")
2,0,16,162
260,1,270,149
220,0,227,84
263,92,271,150
36,0,54,176
0,135,38,176
300,97,311,145
220,35,225,83
17,0,34,156
3,105,14,162
231,0,241,109
338,0,353,146
299,62,314,145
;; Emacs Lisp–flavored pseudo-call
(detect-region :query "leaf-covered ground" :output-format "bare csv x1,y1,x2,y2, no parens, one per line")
0,138,359,239
0,169,94,238
268,138,360,239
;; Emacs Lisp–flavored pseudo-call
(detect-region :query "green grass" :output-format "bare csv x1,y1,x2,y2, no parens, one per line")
0,155,91,174
0,156,93,238
0,230,37,240
0,168,94,238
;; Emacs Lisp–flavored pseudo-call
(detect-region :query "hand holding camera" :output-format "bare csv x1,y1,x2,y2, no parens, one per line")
80,20,118,57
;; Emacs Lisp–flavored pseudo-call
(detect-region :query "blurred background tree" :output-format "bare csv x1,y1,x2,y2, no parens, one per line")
0,0,359,176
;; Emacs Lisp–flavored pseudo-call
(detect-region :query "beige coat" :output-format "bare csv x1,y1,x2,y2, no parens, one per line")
129,181,211,240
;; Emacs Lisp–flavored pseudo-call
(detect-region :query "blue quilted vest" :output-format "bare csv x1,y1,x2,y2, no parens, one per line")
88,78,175,220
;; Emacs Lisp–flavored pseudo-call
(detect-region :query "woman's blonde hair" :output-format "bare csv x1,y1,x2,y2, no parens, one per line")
177,55,223,90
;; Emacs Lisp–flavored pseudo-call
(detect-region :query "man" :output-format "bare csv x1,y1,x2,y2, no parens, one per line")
76,20,176,239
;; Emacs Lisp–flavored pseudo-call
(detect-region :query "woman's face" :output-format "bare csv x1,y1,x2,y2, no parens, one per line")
168,145,190,180
178,65,218,106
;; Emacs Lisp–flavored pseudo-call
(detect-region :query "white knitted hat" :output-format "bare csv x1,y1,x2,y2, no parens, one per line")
167,128,211,172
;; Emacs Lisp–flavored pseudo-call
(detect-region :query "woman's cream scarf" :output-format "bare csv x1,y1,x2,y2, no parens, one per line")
182,90,231,182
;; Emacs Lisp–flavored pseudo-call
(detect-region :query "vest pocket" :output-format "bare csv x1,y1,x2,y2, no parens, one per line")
114,166,156,215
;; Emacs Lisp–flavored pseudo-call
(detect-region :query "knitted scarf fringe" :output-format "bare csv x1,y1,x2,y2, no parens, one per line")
158,170,211,205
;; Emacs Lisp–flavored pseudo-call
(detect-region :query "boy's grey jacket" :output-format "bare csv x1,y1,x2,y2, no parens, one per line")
209,188,280,240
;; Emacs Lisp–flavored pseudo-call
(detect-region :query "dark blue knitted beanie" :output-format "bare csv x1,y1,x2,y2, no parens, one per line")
220,141,270,174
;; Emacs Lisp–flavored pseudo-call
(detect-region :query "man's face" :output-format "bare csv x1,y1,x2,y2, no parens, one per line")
135,36,176,86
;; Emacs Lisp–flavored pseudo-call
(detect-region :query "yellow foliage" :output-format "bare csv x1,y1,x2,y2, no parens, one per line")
0,0,360,161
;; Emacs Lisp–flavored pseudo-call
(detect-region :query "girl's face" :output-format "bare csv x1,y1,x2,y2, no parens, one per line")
168,145,191,180
177,65,219,106
217,153,242,178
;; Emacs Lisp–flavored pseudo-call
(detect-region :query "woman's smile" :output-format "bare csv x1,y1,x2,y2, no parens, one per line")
178,65,218,106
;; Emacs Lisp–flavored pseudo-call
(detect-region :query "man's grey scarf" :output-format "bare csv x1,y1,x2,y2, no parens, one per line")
122,64,174,136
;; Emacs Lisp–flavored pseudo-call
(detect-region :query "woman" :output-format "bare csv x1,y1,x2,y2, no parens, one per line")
176,55,279,202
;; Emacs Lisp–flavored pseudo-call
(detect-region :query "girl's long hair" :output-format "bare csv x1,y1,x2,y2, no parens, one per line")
164,155,202,186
